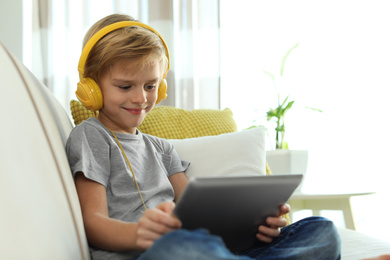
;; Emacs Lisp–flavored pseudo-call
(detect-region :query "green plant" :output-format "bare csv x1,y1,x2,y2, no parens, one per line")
262,43,321,149
265,96,294,149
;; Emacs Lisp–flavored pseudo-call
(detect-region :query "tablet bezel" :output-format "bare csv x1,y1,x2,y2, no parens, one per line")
172,174,303,251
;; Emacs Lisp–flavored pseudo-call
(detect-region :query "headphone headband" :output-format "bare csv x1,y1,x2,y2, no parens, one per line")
78,21,170,80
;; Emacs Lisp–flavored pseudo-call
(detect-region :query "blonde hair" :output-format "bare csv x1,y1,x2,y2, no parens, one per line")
82,14,169,84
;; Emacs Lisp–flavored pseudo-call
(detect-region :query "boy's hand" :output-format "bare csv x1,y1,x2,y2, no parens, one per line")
135,201,182,250
256,204,290,243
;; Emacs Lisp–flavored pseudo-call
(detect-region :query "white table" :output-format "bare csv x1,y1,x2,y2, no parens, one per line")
288,191,375,230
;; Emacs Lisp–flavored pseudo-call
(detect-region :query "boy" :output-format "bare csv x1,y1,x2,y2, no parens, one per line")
66,13,341,259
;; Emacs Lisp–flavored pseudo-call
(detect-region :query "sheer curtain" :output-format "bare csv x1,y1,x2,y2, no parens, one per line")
28,0,220,116
171,0,220,109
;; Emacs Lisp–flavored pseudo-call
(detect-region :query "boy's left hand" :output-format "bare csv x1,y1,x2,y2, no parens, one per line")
256,204,290,243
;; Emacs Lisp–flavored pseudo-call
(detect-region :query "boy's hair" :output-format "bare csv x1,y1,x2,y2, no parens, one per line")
82,14,169,85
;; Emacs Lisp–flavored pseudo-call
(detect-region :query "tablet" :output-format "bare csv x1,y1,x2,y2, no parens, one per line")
172,174,303,251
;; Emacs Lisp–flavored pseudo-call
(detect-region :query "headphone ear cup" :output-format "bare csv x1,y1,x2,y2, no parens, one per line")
156,79,167,104
76,78,103,112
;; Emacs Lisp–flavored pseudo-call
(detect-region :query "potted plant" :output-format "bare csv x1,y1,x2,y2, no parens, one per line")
263,43,321,149
260,43,321,190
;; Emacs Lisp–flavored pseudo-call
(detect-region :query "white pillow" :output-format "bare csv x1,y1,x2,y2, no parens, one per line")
168,127,266,178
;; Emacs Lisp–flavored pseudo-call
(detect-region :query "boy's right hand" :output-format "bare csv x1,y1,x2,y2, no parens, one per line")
135,201,182,250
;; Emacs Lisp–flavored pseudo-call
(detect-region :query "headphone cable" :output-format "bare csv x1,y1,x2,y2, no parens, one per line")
108,128,147,210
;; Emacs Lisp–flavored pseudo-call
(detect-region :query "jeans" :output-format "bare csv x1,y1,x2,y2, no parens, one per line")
134,216,341,260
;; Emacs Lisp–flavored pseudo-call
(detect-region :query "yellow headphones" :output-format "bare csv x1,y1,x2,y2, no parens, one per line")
76,21,170,112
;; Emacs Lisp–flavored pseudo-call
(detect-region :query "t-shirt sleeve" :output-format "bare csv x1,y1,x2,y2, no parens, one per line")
158,138,190,177
66,124,111,187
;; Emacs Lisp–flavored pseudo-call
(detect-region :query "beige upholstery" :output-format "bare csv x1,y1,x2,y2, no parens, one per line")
0,43,89,259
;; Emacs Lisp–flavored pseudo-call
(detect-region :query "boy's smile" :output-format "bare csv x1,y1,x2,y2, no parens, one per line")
97,60,161,134
124,108,144,115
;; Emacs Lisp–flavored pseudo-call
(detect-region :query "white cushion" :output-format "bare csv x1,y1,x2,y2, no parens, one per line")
168,127,266,178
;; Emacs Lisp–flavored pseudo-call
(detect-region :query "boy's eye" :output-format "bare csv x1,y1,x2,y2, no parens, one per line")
119,86,131,90
145,85,157,91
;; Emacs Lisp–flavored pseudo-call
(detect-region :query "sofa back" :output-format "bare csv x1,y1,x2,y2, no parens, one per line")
0,43,90,259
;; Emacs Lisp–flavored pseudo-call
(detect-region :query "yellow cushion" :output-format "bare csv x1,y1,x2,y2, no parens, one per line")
70,101,237,138
70,100,98,125
138,106,237,139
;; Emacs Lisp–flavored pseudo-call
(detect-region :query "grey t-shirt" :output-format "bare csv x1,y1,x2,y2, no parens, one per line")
66,117,190,259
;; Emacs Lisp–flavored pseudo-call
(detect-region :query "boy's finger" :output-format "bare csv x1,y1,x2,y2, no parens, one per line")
278,204,290,216
157,201,176,213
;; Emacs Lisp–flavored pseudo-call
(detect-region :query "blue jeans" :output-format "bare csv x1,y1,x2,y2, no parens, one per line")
134,217,341,260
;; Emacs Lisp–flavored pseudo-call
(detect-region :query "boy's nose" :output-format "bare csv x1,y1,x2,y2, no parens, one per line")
131,88,147,104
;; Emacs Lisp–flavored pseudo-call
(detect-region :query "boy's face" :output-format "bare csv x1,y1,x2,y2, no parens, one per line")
97,60,161,134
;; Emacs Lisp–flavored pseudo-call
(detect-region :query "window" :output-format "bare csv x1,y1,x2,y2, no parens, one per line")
220,0,390,240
